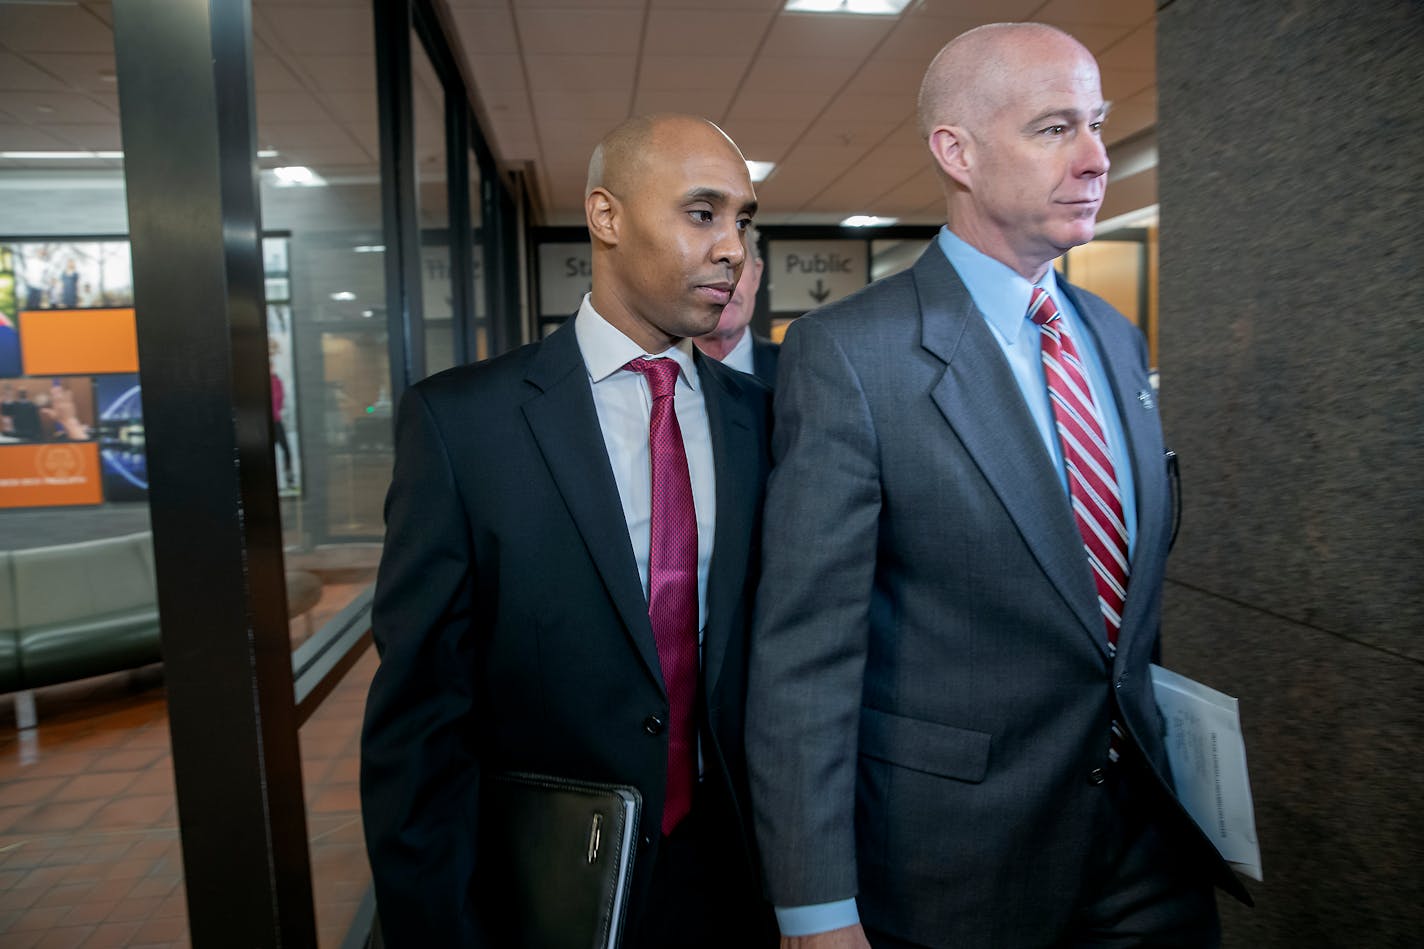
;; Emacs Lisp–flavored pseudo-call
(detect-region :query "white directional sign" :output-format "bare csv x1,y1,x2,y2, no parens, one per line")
538,242,592,316
767,239,868,313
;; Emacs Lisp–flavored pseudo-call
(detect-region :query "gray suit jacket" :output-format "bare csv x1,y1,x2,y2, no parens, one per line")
745,247,1245,947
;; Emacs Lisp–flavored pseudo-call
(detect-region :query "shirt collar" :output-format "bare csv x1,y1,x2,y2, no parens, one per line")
722,327,754,374
574,293,700,391
935,226,1062,346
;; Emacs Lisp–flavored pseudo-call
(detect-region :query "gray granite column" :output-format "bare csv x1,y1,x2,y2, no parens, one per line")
1155,1,1422,943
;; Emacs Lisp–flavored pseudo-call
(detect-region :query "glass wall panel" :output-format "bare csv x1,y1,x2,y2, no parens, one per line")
0,9,185,941
470,146,489,362
252,1,385,940
411,34,452,377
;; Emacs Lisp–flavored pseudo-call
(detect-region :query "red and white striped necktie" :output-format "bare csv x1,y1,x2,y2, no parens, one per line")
1030,289,1131,758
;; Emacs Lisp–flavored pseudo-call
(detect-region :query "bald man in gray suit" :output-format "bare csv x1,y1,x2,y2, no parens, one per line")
745,24,1250,949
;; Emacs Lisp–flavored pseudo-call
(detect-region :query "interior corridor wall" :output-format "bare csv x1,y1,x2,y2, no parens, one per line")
1155,2,1421,944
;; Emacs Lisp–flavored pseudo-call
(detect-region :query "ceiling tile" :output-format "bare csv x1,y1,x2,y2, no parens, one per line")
1033,22,1132,54
741,56,862,95
844,57,930,96
758,13,895,61
523,55,635,93
515,8,644,55
41,123,123,149
877,16,982,63
530,90,630,122
1034,0,1154,27
258,122,361,150
319,91,381,125
647,0,779,8
1101,68,1153,104
1095,21,1154,72
724,89,832,123
23,53,117,94
915,0,1039,16
295,55,379,92
0,54,69,92
636,56,751,93
467,54,528,94
254,51,307,93
816,92,912,126
448,6,519,55
717,118,808,158
261,6,374,57
798,118,900,149
254,91,332,125
2,91,115,124
642,10,776,55
0,4,115,53
632,89,733,119
0,124,69,149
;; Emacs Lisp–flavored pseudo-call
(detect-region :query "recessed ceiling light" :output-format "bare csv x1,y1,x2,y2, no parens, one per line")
841,215,899,227
785,0,912,15
272,165,326,187
746,160,776,182
351,245,385,254
0,150,123,160
330,291,357,301
258,149,278,159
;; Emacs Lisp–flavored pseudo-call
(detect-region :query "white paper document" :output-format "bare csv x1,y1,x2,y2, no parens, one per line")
1149,664,1263,881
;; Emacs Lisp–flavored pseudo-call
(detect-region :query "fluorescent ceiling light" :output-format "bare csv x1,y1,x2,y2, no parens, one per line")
351,244,385,254
3,148,278,161
0,150,122,160
746,160,776,182
330,291,357,301
272,165,326,187
841,215,898,227
785,0,912,15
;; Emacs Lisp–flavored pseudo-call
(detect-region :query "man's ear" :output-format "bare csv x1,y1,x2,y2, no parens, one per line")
928,125,973,190
586,187,620,247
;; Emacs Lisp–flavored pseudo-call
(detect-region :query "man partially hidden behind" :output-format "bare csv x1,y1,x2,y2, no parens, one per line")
362,114,776,947
695,222,778,386
745,23,1251,949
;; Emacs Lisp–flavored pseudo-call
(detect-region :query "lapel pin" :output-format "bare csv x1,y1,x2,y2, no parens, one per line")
1137,390,1155,411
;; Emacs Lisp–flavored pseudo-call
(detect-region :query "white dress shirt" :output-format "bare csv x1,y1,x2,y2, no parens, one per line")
720,328,755,375
573,294,717,634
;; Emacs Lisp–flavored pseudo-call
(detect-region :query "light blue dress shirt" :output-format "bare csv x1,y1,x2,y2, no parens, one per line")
775,228,1138,938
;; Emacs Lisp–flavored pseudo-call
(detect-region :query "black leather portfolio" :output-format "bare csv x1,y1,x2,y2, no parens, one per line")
478,772,643,949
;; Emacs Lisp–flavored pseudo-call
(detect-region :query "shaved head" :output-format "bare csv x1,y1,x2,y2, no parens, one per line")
587,113,743,199
582,112,757,353
917,22,1092,139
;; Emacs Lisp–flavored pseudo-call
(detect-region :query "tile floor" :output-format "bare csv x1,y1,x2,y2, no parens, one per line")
0,587,377,948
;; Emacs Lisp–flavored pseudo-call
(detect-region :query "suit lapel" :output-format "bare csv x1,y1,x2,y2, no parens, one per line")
699,352,758,700
520,323,666,696
1062,282,1168,661
913,249,1107,653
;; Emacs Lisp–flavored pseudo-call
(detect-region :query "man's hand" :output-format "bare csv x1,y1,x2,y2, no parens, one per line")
781,923,872,949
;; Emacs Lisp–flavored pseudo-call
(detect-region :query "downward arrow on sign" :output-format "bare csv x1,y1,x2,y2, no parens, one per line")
809,278,831,303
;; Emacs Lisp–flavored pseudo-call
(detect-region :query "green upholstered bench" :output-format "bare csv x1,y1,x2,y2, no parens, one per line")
0,532,326,709
6,531,162,693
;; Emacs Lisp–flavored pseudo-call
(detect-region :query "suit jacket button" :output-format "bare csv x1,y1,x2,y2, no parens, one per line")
643,715,665,735
1088,767,1107,786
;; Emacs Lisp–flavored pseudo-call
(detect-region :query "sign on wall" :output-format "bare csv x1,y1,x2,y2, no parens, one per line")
767,240,868,313
538,242,592,317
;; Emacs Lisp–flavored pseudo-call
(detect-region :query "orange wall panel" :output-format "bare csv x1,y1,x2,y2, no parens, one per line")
0,441,104,508
18,308,139,375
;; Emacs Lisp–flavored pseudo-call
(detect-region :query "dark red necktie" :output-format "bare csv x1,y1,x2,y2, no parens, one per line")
622,357,698,832
1030,289,1131,760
